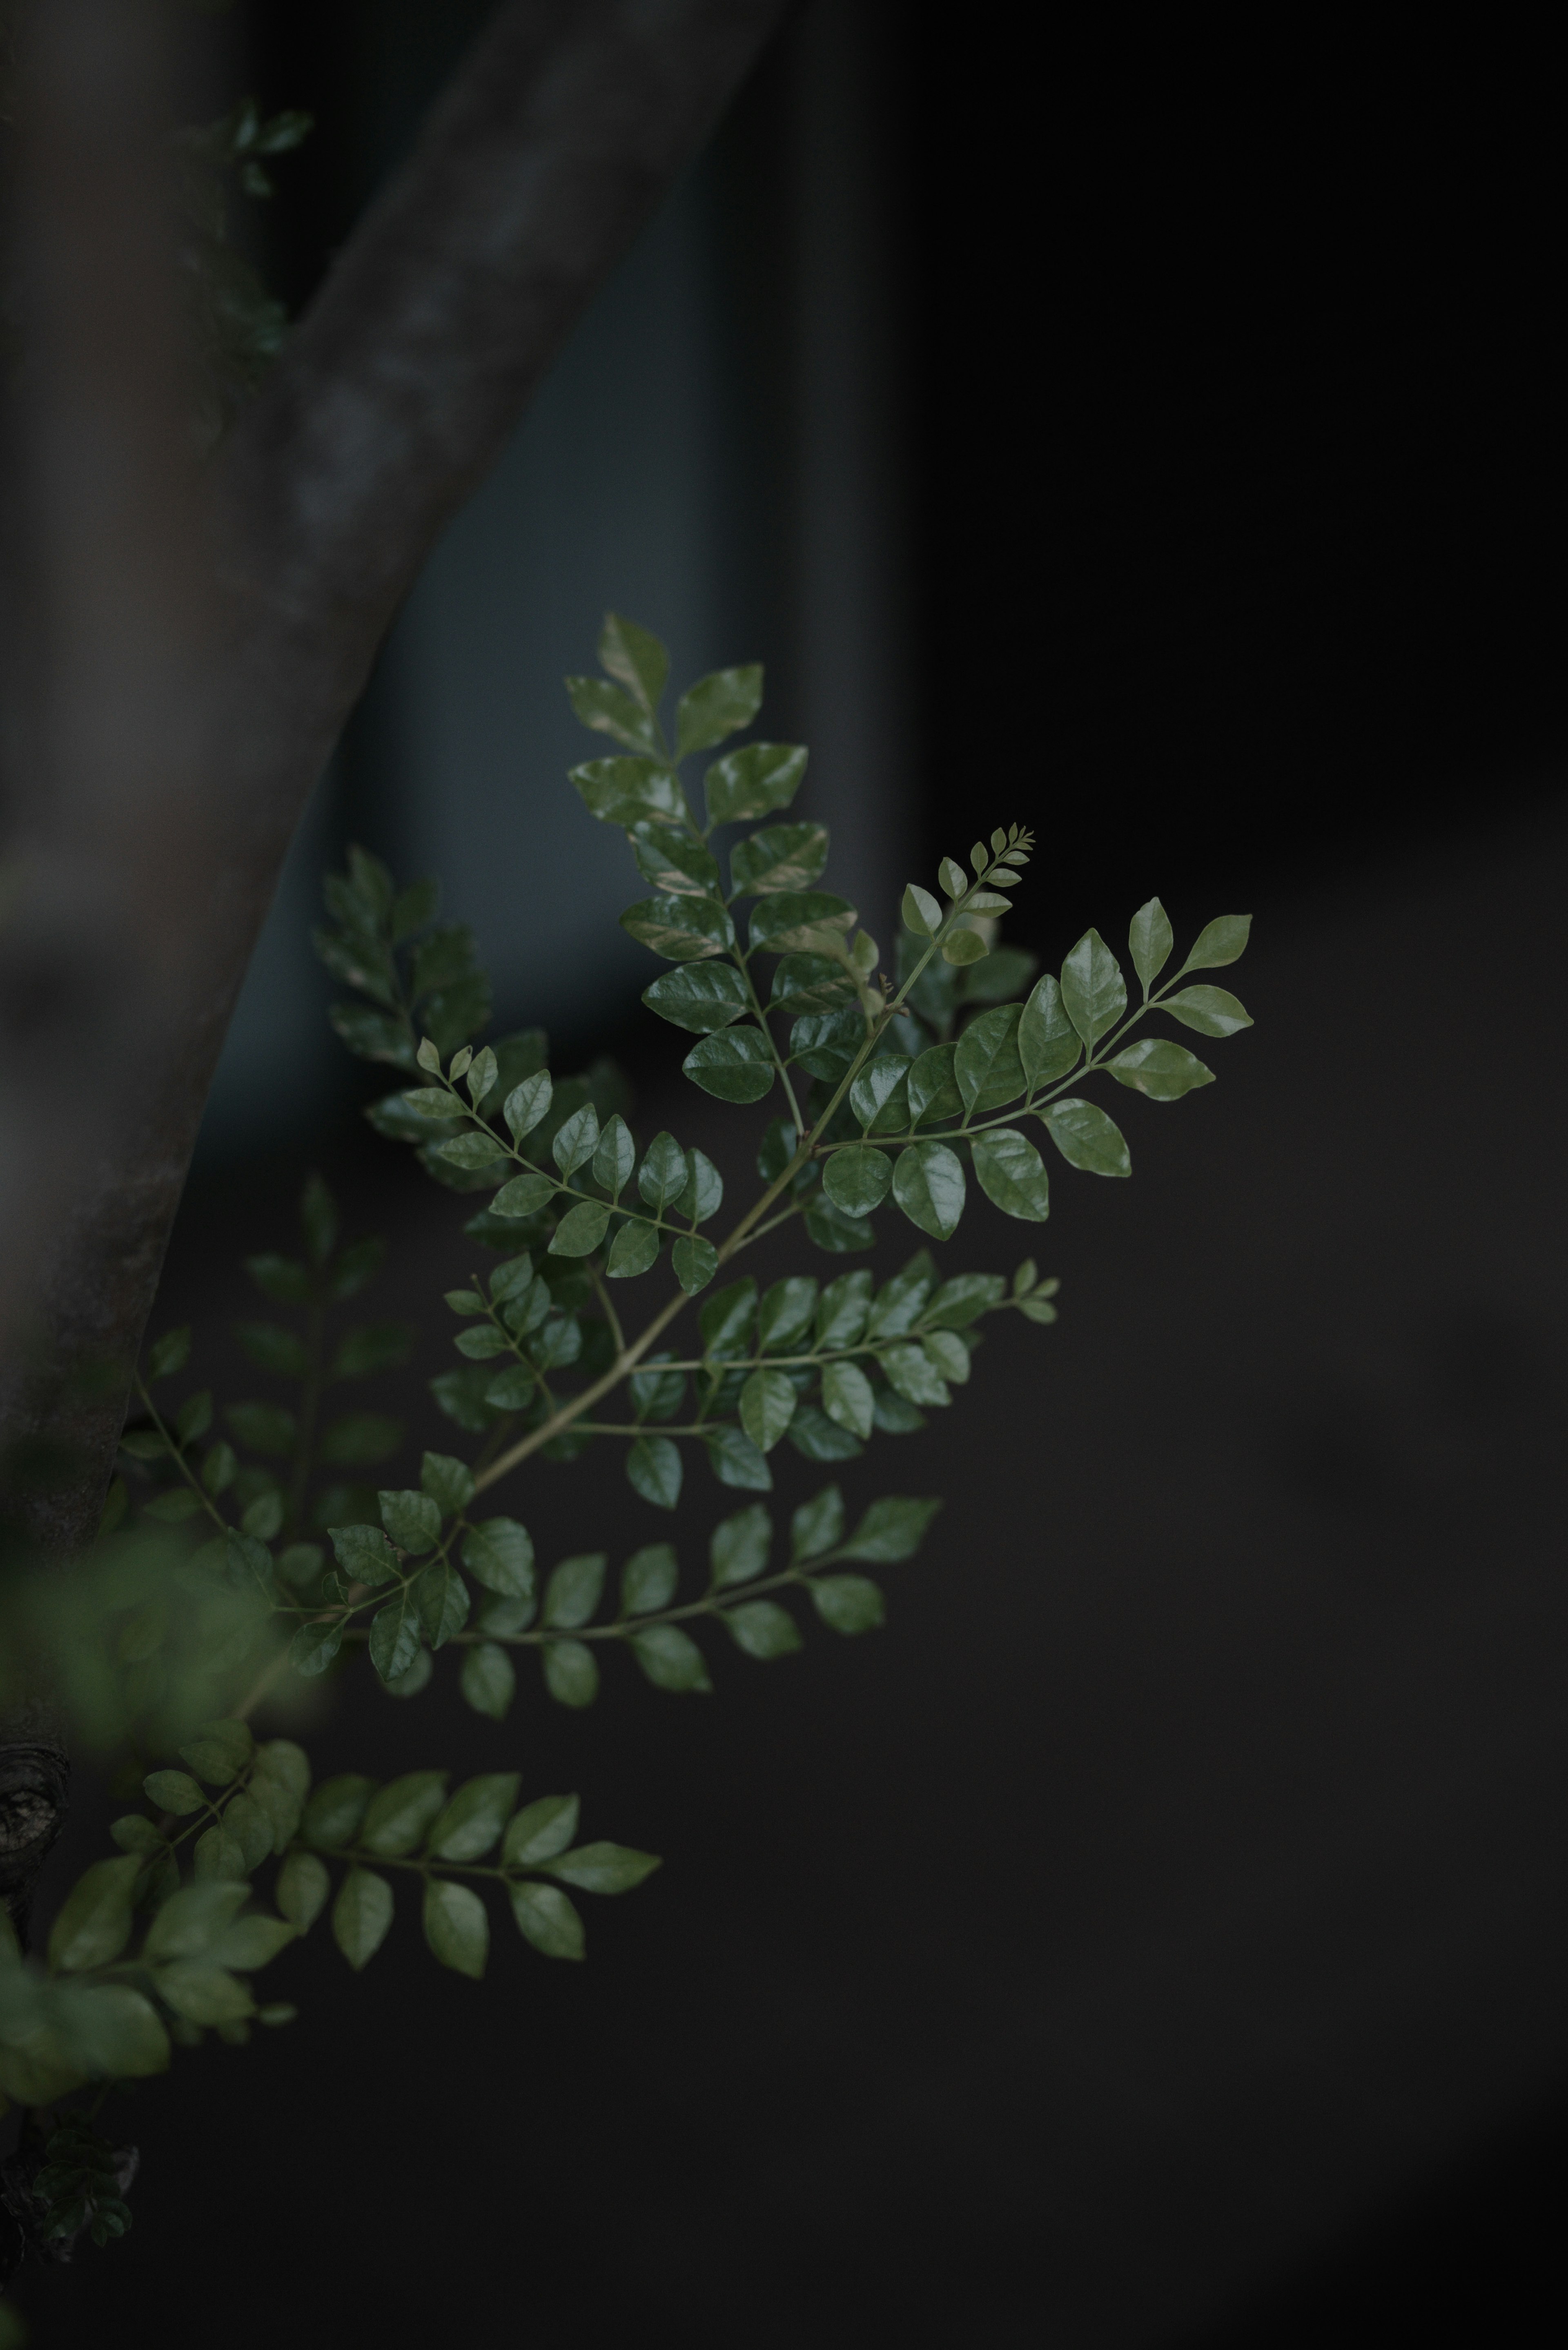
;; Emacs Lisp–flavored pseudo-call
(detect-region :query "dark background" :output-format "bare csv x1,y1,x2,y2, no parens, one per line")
18,5,1568,2342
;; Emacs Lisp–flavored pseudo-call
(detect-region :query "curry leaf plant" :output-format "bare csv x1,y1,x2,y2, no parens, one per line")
0,616,1254,2293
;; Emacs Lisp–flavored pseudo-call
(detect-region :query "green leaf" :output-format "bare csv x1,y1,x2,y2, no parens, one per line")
47,1857,140,1973
243,1252,312,1305
1129,897,1174,992
328,1521,399,1585
368,1588,421,1685
676,1147,724,1225
143,1880,248,1962
504,1070,552,1141
1018,974,1082,1088
705,1425,772,1491
146,1326,191,1380
592,1113,637,1198
509,1880,584,1961
570,754,686,827
784,1490,841,1569
759,1275,818,1350
154,1959,254,2026
882,1344,950,1408
842,1494,941,1561
393,876,440,939
942,928,987,966
461,1641,516,1719
638,1130,688,1210
629,1624,712,1694
770,952,855,1017
907,1043,964,1126
143,1769,207,1817
491,1171,554,1221
318,1411,403,1466
922,1329,971,1385
701,1278,757,1359
810,1575,885,1634
1182,913,1252,971
598,612,669,712
672,1234,719,1293
565,675,659,754
544,1552,607,1629
67,1982,171,2079
542,1639,599,1708
275,1850,331,1931
922,1272,1004,1328
303,1775,378,1848
1107,1038,1215,1099
958,944,1038,1004
849,1054,912,1128
627,1434,682,1509
414,1559,470,1649
1040,1097,1131,1176
331,1321,414,1378
332,1868,394,1971
423,1879,488,1979
823,1144,892,1218
178,1719,254,1786
175,1389,213,1445
822,1360,875,1440
606,1218,660,1278
902,883,941,935
551,1103,600,1176
954,1004,1026,1115
1060,928,1127,1046
361,1772,449,1856
234,1320,310,1378
630,821,721,899
786,1404,863,1460
642,962,749,1033
546,1842,662,1895
378,1488,440,1555
704,740,807,828
140,1487,205,1523
461,1517,535,1599
289,1618,344,1676
421,1450,475,1515
682,1028,776,1103
724,1601,802,1659
804,1193,877,1253
729,821,829,896
210,1911,298,1971
710,1502,771,1587
503,1795,581,1866
749,890,855,955
740,1367,797,1452
892,1142,967,1240
548,1197,612,1256
971,1128,1051,1220
621,893,735,963
621,1543,679,1615
675,662,763,755
430,1774,521,1862
1160,983,1253,1037
816,1269,873,1349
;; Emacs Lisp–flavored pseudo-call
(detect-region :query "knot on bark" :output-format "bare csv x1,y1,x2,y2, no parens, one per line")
0,1743,70,1937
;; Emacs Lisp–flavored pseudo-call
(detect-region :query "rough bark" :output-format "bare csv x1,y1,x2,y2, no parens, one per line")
0,0,790,1925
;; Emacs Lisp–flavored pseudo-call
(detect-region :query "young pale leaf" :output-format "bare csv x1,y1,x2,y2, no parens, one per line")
791,1484,845,1561
740,1367,797,1453
710,1503,771,1588
902,883,941,936
942,928,987,966
954,1004,1027,1116
629,1624,712,1693
570,754,686,828
549,1198,612,1256
630,821,722,899
606,1218,661,1278
892,1142,967,1240
971,1128,1052,1220
907,1043,964,1126
705,1426,772,1492
822,1360,875,1440
503,1794,580,1867
378,1489,440,1555
759,1275,818,1350
730,821,830,897
461,1517,535,1599
545,1842,662,1895
362,1772,449,1856
542,1639,599,1708
1182,913,1252,971
815,1269,873,1349
461,1641,516,1721
1129,897,1174,992
810,1575,886,1634
276,1851,330,1931
509,1880,585,1961
724,1601,802,1660
430,1774,522,1862
332,1868,394,1971
638,1130,688,1210
675,662,764,755
627,1434,683,1510
842,1494,941,1561
704,741,807,828
1160,983,1253,1037
544,1552,608,1629
938,855,968,897
368,1589,422,1685
1107,1039,1215,1099
1060,929,1127,1047
598,611,669,712
1040,1097,1131,1177
643,962,749,1033
682,1028,776,1104
672,1234,719,1293
621,1543,679,1616
823,1144,892,1218
592,1114,637,1197
1017,974,1082,1090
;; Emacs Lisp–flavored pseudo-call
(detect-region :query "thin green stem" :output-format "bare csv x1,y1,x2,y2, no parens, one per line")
133,1378,231,1536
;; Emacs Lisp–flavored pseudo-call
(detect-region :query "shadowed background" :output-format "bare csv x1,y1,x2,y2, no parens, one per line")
21,5,1568,2342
